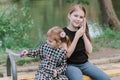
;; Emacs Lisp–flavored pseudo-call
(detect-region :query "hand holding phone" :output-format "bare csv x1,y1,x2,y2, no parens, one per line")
76,18,87,37
78,18,86,29
83,18,87,32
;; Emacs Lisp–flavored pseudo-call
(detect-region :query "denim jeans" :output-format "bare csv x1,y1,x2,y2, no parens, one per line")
66,61,110,80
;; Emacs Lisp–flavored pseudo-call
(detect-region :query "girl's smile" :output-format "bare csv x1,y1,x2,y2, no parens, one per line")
68,10,84,29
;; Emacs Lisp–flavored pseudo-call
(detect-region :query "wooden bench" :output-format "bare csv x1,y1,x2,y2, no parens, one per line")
4,68,120,80
6,48,120,80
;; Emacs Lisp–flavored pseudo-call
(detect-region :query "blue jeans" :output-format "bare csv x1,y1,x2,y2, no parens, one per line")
66,61,110,80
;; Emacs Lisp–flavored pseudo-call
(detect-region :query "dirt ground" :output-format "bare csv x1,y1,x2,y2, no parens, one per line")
89,47,120,59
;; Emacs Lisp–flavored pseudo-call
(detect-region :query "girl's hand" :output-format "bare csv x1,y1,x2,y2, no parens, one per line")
76,18,87,38
83,18,86,29
53,69,57,77
19,50,28,57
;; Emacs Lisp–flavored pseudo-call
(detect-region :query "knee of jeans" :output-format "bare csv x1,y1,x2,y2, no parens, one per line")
66,66,83,80
66,66,77,72
66,65,82,75
101,75,111,80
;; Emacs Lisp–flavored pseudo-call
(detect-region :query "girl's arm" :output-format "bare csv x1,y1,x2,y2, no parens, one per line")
66,26,85,58
83,33,92,54
66,18,92,57
55,50,67,75
26,47,42,58
82,18,92,54
20,44,44,58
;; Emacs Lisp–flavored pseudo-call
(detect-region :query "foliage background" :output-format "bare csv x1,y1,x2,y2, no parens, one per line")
0,0,120,65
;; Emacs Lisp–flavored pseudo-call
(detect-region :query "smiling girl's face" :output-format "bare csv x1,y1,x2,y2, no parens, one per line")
68,9,85,29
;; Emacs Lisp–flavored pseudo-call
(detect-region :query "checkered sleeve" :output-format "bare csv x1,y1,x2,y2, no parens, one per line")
56,50,67,75
26,43,44,58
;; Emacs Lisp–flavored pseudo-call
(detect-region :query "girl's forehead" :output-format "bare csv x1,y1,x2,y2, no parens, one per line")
47,35,53,39
72,10,84,16
47,35,57,41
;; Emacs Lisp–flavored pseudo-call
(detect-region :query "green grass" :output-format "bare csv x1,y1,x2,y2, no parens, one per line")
93,28,120,51
16,57,39,66
0,72,3,77
0,48,7,65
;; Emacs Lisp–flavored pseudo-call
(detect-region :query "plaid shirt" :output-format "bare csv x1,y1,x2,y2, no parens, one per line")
27,43,68,80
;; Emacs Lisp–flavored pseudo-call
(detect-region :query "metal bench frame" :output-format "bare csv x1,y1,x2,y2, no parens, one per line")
6,48,17,80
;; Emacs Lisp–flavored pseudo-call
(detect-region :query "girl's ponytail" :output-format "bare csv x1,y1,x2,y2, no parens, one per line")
66,36,71,47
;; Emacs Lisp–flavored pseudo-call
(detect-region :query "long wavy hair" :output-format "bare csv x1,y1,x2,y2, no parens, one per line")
68,4,92,43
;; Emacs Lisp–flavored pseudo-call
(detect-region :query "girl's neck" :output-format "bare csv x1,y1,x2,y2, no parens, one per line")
67,24,78,31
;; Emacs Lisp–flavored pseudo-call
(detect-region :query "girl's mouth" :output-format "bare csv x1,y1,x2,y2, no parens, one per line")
74,21,80,25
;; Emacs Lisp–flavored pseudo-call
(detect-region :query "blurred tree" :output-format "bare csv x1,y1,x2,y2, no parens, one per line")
65,0,89,5
99,0,120,30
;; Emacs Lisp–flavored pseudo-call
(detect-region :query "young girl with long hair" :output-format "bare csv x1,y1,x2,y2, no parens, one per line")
63,4,110,80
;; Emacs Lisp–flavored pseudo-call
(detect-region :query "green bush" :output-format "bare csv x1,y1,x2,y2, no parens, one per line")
94,28,120,49
0,4,33,48
16,57,39,66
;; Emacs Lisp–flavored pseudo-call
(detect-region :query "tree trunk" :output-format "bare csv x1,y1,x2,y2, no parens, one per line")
59,0,64,26
99,0,120,30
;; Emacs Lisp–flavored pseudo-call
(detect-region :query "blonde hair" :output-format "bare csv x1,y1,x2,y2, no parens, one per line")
68,4,92,43
68,4,86,17
46,26,71,47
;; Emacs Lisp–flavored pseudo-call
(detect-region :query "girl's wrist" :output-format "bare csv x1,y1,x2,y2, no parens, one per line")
75,34,80,40
83,33,86,39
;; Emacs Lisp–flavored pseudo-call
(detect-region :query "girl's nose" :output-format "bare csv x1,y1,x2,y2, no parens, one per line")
76,17,80,21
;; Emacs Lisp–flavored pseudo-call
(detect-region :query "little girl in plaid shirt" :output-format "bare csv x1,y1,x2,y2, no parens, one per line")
19,26,71,80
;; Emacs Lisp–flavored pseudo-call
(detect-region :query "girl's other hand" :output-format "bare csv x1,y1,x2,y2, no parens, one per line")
76,26,84,38
76,18,86,37
83,18,86,31
53,69,57,77
19,50,28,57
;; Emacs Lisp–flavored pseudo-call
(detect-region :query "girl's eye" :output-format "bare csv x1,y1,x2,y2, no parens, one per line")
80,16,84,19
49,40,52,43
74,15,78,17
47,40,52,43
